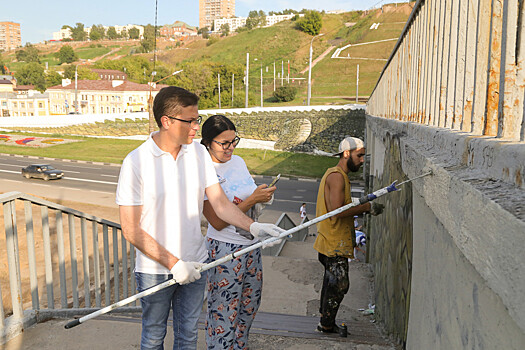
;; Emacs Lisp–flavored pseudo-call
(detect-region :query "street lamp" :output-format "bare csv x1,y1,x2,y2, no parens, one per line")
148,69,184,133
254,58,263,107
307,33,324,106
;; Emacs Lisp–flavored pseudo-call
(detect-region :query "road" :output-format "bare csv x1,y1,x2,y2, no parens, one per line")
0,154,323,217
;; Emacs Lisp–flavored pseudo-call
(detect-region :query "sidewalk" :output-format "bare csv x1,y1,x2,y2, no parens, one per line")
2,186,397,349
3,237,396,350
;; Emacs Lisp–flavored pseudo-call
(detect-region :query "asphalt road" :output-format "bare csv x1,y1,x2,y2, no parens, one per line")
0,154,322,216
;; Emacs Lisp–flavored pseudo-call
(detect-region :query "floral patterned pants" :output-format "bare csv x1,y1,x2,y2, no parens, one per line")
205,238,263,350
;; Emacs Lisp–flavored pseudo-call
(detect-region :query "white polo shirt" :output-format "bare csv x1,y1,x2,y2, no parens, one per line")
116,134,218,274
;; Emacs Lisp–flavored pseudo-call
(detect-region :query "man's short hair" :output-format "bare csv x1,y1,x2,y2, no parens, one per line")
153,86,199,128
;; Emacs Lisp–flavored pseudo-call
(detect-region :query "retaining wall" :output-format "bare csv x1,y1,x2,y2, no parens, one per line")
366,115,525,348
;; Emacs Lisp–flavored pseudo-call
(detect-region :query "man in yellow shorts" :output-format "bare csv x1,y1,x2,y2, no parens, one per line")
314,137,384,334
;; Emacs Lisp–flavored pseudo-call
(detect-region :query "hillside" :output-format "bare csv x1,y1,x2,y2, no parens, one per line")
2,3,414,106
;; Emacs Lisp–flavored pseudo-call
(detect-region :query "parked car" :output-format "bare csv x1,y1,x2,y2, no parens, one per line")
21,164,64,181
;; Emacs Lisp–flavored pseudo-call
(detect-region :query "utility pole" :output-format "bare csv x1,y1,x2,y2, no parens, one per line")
287,60,290,84
281,61,284,86
307,33,324,106
232,73,234,107
260,65,263,107
218,74,221,109
74,65,78,113
245,53,249,108
356,64,360,104
273,62,276,91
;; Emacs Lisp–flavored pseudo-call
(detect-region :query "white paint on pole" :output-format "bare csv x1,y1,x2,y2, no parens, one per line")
245,53,249,108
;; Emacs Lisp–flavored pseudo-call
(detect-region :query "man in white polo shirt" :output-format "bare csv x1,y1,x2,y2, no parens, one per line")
116,86,283,350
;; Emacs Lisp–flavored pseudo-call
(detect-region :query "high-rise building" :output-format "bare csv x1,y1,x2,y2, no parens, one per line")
0,22,22,51
199,0,235,31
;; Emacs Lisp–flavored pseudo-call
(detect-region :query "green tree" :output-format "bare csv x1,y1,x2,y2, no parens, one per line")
296,10,322,35
120,28,128,39
198,27,210,39
71,23,87,41
57,45,78,64
140,24,156,53
15,43,40,63
0,53,6,74
273,85,297,102
220,23,230,37
128,27,140,39
45,70,63,88
63,65,99,80
89,24,106,41
15,62,46,92
246,10,266,29
107,26,118,40
94,55,152,84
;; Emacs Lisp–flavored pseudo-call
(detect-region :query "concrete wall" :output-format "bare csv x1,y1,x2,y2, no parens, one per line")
365,115,525,348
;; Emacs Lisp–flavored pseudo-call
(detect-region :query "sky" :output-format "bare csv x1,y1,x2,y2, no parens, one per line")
2,0,392,45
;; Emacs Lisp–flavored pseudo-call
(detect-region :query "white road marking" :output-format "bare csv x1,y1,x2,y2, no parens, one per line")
0,169,116,185
100,174,118,178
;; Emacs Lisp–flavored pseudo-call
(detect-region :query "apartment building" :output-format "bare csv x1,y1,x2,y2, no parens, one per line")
0,22,22,51
160,21,197,38
47,79,166,115
52,28,72,41
51,24,144,41
214,17,246,32
199,0,235,30
214,13,303,32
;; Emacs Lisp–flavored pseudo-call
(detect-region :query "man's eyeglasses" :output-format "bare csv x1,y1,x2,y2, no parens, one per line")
213,136,241,150
166,115,202,127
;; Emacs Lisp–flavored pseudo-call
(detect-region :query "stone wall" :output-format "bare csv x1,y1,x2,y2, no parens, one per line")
203,108,365,153
365,115,525,348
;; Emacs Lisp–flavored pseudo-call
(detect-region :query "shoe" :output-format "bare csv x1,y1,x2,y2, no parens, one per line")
316,324,341,334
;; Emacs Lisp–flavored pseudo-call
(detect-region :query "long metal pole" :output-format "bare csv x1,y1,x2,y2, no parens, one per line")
232,73,234,107
260,66,263,107
273,62,276,91
218,74,221,109
356,64,359,104
307,42,313,106
74,65,78,113
245,53,249,108
65,172,432,329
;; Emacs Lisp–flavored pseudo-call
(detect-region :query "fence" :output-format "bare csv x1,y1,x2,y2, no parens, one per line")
367,0,524,141
0,191,296,344
0,191,135,343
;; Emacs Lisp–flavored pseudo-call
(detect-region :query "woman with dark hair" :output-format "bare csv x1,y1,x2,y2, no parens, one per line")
201,114,277,349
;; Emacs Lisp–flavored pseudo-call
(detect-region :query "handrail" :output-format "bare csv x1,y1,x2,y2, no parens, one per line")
0,192,120,228
1,192,132,344
0,191,307,344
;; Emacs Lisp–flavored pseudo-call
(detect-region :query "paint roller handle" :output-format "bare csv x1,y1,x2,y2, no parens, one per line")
64,319,81,329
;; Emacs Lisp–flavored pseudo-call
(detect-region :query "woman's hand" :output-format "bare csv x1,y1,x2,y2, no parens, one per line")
250,184,276,204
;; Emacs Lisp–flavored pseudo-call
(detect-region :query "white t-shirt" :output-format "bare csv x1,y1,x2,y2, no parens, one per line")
206,155,259,245
116,134,218,274
300,205,306,218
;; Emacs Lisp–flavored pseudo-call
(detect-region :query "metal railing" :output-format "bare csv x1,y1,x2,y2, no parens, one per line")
0,191,299,344
0,191,136,343
367,0,525,141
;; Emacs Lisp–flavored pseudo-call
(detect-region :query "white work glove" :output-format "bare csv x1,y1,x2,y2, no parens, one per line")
250,222,285,248
170,260,204,285
249,222,284,238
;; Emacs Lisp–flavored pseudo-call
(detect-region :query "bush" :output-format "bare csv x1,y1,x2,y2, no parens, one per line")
207,36,219,46
273,86,297,102
296,11,322,35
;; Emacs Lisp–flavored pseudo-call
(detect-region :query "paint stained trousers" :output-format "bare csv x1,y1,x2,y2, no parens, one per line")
318,253,349,328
